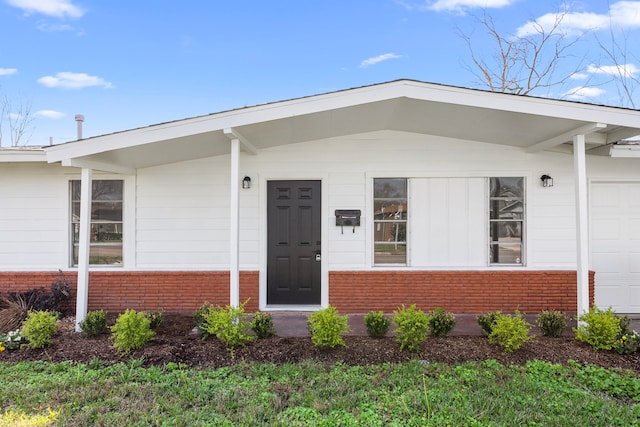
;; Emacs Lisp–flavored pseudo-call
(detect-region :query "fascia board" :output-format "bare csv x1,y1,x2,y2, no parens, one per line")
44,79,640,163
0,149,47,162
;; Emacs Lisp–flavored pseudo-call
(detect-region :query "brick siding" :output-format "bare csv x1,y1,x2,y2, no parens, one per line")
330,271,594,314
1,270,592,314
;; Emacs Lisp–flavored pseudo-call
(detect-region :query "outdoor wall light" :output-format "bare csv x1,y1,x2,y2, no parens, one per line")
540,174,554,188
242,176,251,189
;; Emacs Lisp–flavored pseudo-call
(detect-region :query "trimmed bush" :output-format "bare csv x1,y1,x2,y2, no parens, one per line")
143,311,164,329
307,306,350,349
537,310,568,338
574,306,622,351
488,312,532,353
427,307,456,337
477,311,502,336
194,302,214,337
364,311,391,338
251,311,276,339
200,300,255,354
111,309,156,354
22,310,59,349
393,304,429,352
79,310,108,337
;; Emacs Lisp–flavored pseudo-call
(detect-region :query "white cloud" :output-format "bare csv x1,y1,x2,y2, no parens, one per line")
6,0,84,19
563,86,606,100
588,63,640,78
37,22,74,32
428,0,516,13
570,72,589,80
360,53,402,68
517,1,640,37
35,110,66,119
0,68,18,76
37,72,114,89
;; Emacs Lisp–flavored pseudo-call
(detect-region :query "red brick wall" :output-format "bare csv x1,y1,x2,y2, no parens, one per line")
0,271,259,314
329,270,594,314
1,270,593,314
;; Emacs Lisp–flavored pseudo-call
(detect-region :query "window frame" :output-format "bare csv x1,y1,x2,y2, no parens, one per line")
488,176,525,266
373,177,408,266
70,178,125,267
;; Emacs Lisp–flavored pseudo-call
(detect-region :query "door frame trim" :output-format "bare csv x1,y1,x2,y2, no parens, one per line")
259,174,329,310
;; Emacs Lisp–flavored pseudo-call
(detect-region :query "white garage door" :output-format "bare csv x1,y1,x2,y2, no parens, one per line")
591,182,640,313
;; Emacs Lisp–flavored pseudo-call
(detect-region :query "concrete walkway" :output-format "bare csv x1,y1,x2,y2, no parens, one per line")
270,312,640,338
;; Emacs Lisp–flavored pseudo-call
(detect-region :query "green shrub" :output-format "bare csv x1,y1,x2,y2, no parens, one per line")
393,304,429,352
307,306,350,348
79,310,108,337
614,315,640,354
615,331,640,354
477,311,502,336
536,310,568,337
194,302,214,338
21,310,59,349
143,311,164,329
111,309,156,354
364,311,391,338
200,300,255,355
251,311,276,339
427,307,456,337
574,306,622,351
488,312,532,353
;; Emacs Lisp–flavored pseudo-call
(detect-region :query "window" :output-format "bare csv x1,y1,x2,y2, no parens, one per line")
71,180,123,266
489,177,524,265
374,178,407,264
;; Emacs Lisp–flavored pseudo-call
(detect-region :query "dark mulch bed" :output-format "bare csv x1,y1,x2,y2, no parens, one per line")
2,315,639,372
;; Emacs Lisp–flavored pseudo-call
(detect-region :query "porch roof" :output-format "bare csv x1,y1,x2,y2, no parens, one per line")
44,79,640,172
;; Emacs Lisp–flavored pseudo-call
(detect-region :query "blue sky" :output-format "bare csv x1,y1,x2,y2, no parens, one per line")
1,0,640,146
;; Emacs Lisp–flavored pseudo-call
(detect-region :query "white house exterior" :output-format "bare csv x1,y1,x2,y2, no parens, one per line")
2,80,640,330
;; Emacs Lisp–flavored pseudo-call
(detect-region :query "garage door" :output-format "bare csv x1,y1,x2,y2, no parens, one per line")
591,182,640,313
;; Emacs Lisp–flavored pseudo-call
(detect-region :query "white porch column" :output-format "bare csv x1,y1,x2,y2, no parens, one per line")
573,134,590,317
75,168,93,332
229,138,240,307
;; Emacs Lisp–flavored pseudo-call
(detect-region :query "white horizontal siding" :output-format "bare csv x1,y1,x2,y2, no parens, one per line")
135,158,231,268
5,129,640,274
0,163,70,268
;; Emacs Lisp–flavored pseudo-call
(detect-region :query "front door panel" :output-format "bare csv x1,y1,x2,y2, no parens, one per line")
267,180,321,305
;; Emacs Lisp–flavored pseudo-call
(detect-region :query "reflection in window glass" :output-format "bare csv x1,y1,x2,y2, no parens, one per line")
489,177,524,265
374,178,407,264
71,180,123,266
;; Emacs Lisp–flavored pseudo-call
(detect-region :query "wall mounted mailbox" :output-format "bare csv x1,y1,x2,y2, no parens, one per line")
335,209,361,233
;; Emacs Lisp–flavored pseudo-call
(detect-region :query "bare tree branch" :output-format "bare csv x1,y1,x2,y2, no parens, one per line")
459,9,586,96
1,94,35,147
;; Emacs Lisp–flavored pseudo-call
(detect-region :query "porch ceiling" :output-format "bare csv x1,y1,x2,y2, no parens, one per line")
44,80,640,172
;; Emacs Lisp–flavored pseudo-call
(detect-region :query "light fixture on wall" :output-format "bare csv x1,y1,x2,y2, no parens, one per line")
540,174,554,188
242,176,251,189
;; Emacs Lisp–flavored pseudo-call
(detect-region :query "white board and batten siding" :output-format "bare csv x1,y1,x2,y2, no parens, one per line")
590,181,640,314
410,178,486,267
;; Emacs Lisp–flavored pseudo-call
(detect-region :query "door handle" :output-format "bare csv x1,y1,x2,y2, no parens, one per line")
315,250,321,261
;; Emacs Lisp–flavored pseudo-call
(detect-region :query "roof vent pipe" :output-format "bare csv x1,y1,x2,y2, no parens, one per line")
75,114,85,140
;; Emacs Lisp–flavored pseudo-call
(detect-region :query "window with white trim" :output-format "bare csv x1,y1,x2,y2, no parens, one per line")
70,180,123,266
373,178,407,264
489,177,524,265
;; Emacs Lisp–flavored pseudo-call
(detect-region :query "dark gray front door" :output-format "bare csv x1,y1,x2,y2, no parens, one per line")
267,180,321,305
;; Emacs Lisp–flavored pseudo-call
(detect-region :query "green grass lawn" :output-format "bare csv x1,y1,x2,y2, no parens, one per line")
1,359,639,426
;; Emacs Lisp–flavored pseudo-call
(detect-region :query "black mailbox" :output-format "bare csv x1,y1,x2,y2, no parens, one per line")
335,209,361,233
